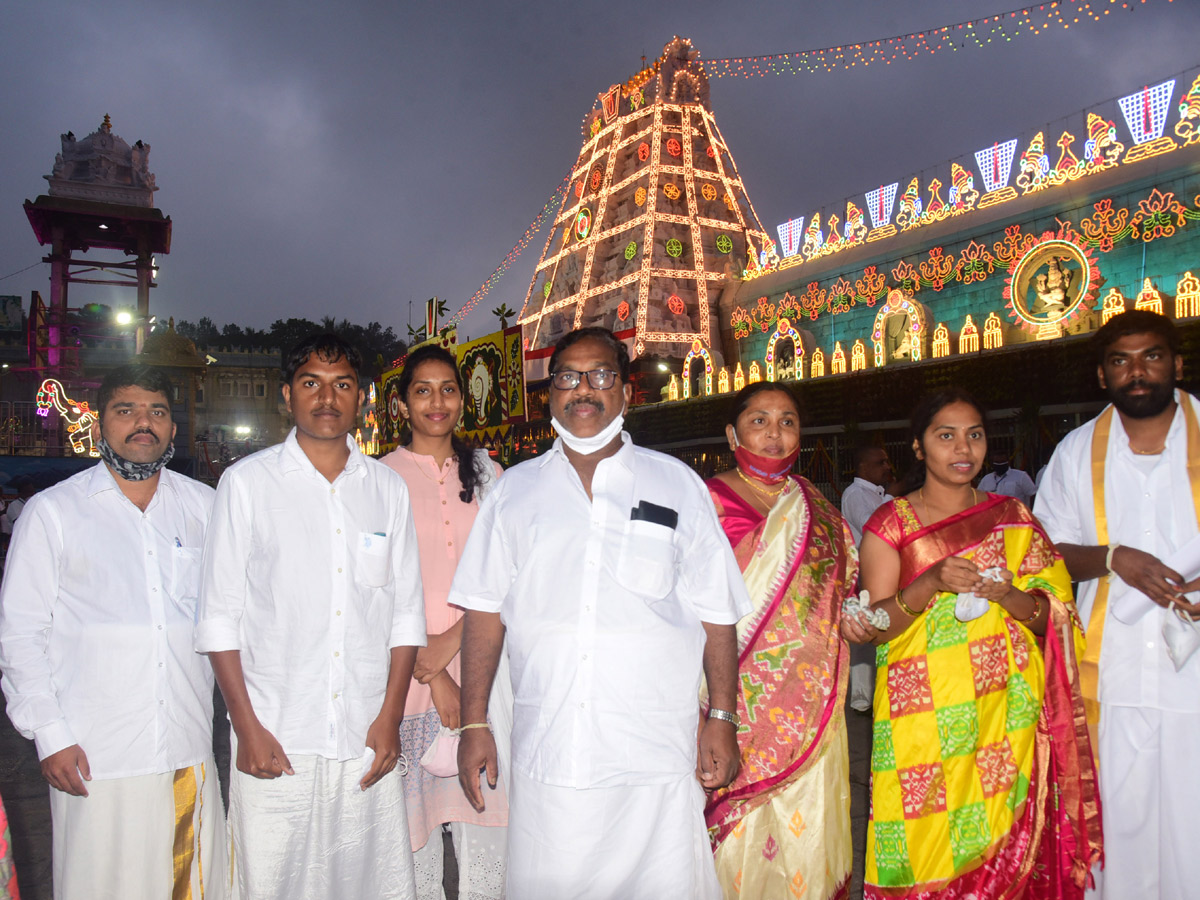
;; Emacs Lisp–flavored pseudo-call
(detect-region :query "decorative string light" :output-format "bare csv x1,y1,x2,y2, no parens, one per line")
699,0,1174,80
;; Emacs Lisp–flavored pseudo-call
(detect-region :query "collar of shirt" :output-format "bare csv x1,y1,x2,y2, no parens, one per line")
540,431,634,472
85,460,180,511
1109,390,1187,464
278,428,366,480
852,476,886,496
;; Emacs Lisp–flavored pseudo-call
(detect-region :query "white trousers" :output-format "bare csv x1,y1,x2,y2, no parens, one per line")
1088,704,1200,899
227,749,416,900
506,769,719,900
50,758,226,900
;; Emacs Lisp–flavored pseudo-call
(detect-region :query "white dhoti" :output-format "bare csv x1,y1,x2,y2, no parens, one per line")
50,758,226,900
227,750,416,900
506,769,719,900
1088,704,1200,899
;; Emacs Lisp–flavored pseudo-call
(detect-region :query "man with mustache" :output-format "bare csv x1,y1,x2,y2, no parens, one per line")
452,326,751,899
0,365,226,899
1035,310,1200,898
196,333,426,899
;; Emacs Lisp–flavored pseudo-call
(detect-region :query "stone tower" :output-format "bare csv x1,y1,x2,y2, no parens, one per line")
519,37,773,364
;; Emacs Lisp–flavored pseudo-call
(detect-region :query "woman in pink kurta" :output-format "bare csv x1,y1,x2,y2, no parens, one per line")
381,345,507,900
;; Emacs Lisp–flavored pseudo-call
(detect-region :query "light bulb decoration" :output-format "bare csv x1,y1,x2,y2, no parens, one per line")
681,340,714,398
36,379,100,457
1177,272,1200,318
765,317,803,382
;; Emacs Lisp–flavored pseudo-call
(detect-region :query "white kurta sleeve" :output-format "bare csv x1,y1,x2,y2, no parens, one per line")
0,497,78,759
386,482,426,649
195,470,253,653
677,476,752,625
447,486,513,614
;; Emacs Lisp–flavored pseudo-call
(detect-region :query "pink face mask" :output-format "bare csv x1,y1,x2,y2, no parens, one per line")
734,444,800,484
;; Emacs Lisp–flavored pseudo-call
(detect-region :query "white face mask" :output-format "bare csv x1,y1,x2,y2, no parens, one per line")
551,401,626,455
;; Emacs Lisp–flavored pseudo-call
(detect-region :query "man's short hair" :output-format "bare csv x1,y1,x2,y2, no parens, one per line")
1092,310,1180,364
852,444,884,471
98,365,175,413
282,333,363,385
548,327,631,382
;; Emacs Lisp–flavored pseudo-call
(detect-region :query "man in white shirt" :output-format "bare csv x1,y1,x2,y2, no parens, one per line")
452,327,751,900
978,449,1037,506
196,334,426,900
1033,310,1200,898
841,445,893,711
0,365,224,900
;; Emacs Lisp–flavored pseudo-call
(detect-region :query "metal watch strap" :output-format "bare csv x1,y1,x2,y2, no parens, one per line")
707,707,739,727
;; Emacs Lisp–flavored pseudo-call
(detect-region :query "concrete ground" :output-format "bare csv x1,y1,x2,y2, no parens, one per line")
0,694,874,900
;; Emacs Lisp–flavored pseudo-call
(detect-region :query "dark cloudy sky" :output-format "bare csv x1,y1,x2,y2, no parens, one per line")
2,1,1196,343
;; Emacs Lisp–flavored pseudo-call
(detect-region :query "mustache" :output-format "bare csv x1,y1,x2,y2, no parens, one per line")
565,398,604,414
124,428,160,443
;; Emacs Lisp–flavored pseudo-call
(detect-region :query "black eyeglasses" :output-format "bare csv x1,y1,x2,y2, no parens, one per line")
550,368,619,390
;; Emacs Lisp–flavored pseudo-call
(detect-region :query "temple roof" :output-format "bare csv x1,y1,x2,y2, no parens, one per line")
45,115,158,208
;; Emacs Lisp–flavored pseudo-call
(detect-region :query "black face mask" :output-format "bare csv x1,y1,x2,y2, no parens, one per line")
992,463,1009,476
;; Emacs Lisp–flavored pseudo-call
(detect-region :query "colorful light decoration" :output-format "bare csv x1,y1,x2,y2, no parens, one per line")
809,347,825,378
932,323,951,358
698,1,1174,80
1101,287,1128,323
733,362,746,390
1177,272,1200,318
959,315,980,353
666,138,682,157
617,300,631,321
667,294,687,315
663,183,682,200
765,317,803,382
681,340,714,398
865,184,897,231
35,379,100,457
718,366,731,393
850,340,867,372
624,241,637,260
1002,231,1101,335
870,289,926,367
701,183,718,202
1135,277,1164,314
748,361,762,383
715,234,733,254
983,312,1004,349
575,208,593,240
665,239,684,258
831,342,846,375
777,217,804,258
1119,79,1176,148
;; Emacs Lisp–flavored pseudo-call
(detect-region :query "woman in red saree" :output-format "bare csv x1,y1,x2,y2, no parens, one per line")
705,382,857,899
843,388,1101,899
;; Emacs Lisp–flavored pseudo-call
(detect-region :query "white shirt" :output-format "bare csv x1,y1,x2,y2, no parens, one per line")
1033,391,1200,712
0,464,215,778
449,433,752,789
978,467,1037,506
195,430,426,760
841,477,891,545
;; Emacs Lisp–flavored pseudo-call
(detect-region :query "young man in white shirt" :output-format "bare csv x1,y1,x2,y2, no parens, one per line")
196,333,425,900
978,449,1037,506
0,365,224,900
1034,310,1200,898
840,445,893,711
452,327,751,900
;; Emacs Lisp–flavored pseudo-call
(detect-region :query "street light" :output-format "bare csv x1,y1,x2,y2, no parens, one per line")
115,310,133,326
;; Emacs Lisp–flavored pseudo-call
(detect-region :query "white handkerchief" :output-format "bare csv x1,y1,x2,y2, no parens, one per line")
1163,602,1200,672
1113,533,1200,625
955,567,1005,622
358,747,376,781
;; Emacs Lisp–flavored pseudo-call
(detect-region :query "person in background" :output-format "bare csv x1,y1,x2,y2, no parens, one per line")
380,344,507,900
452,327,750,899
197,333,425,900
977,448,1036,506
844,387,1101,899
842,445,895,712
705,381,858,900
0,365,224,900
1034,310,1200,898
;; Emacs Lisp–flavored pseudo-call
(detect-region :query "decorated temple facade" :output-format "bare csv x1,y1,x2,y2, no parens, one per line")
518,37,775,375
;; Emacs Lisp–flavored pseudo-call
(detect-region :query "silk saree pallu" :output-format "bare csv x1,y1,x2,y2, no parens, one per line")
706,477,856,900
864,495,1100,899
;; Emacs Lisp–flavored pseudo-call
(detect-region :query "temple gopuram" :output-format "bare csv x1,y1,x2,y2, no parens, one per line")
511,42,1200,492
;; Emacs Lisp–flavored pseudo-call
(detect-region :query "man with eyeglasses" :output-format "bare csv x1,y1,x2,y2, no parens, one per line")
451,326,750,899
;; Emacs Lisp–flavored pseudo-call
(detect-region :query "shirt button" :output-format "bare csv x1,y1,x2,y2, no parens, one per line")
442,500,447,506
147,550,153,556
585,605,592,612
447,541,453,546
582,653,588,660
332,692,338,699
152,587,158,593
158,662,164,668
580,702,586,708
445,520,450,525
337,567,343,573
336,610,342,616
330,488,336,495
157,625,163,630
334,651,340,657
336,528,342,534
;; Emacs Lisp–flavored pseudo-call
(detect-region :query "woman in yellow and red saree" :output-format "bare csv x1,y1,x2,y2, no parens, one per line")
847,389,1101,900
705,382,858,900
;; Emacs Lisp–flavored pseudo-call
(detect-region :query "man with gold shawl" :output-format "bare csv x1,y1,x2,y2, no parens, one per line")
1035,310,1200,898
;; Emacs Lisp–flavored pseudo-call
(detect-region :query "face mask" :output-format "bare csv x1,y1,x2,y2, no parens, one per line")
733,443,800,484
98,437,175,482
551,403,626,455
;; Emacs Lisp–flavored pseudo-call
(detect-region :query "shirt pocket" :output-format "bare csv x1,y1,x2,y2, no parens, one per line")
615,519,677,600
171,546,203,611
356,531,392,588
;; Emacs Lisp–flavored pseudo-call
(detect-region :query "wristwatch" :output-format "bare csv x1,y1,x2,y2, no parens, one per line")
707,707,740,727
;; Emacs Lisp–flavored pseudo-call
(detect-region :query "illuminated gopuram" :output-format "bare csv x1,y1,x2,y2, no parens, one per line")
519,37,774,369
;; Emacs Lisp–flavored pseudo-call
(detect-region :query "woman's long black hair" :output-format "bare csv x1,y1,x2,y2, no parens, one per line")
398,344,484,504
900,387,988,493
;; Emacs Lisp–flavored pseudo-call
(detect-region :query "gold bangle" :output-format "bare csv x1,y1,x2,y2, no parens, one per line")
459,722,491,732
1013,592,1042,624
894,588,925,618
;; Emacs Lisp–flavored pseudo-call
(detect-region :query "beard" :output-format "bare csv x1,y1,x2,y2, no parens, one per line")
1111,378,1176,419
